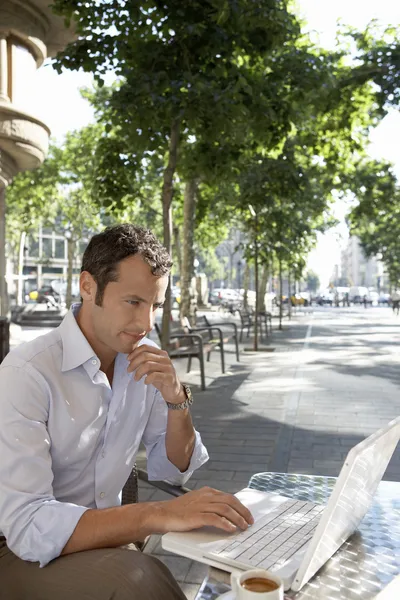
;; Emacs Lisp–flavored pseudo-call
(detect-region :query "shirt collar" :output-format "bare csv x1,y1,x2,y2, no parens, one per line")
59,303,99,373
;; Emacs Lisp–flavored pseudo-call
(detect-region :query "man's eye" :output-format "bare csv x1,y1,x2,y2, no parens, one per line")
127,300,139,306
154,304,164,310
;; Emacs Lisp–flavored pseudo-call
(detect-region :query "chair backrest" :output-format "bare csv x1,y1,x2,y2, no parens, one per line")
154,321,195,349
179,316,192,331
122,465,139,505
197,315,209,328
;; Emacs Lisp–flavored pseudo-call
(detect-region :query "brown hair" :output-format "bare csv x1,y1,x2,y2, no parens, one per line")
81,224,172,305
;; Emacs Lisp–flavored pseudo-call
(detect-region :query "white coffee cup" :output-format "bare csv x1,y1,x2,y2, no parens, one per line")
230,568,284,599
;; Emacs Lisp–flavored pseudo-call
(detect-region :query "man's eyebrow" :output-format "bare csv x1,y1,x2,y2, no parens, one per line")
125,295,147,302
125,295,165,306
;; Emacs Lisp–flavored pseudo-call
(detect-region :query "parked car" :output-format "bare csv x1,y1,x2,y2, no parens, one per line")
36,285,61,305
171,286,181,306
314,294,333,306
378,293,390,305
209,288,241,305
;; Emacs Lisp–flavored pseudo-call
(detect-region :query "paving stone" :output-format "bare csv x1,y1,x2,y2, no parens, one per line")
157,555,193,581
185,561,209,584
190,469,235,480
179,583,202,600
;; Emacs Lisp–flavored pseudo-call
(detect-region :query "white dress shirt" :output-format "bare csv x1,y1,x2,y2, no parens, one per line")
0,305,208,567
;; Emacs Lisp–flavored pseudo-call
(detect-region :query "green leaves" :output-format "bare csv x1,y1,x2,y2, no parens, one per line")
347,159,400,285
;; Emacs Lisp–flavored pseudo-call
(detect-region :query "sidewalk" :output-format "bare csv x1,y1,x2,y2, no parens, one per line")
138,307,400,598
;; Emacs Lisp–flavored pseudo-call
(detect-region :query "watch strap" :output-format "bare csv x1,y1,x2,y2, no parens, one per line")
166,384,193,410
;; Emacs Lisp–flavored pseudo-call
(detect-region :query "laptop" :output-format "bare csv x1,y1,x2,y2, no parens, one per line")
162,417,400,592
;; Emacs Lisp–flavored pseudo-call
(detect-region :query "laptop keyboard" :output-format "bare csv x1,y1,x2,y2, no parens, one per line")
212,499,325,570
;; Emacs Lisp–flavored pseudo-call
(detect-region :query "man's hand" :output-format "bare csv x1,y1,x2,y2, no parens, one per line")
153,487,254,534
127,344,184,404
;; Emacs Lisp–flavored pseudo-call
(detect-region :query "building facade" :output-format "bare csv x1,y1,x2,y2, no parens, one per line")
341,236,386,291
21,226,88,300
0,1,74,315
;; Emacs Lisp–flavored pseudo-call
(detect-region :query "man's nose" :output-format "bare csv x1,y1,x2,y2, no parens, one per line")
137,308,154,332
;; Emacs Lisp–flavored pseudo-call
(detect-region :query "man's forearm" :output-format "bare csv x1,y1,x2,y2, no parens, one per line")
165,408,196,472
61,502,164,556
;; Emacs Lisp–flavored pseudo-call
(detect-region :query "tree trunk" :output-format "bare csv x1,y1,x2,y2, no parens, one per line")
16,231,26,306
161,119,180,349
173,225,182,281
253,213,259,351
66,237,75,309
180,179,198,323
243,261,250,310
258,263,269,313
279,258,283,330
288,271,292,320
0,187,8,317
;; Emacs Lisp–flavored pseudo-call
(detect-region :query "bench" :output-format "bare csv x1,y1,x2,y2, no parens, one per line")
180,317,228,374
195,314,240,363
238,309,252,341
154,322,221,390
238,309,272,341
258,310,273,337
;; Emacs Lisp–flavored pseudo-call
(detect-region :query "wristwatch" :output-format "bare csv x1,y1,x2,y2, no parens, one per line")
166,384,193,410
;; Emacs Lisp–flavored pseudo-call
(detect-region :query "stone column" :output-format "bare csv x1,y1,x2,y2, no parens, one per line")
0,36,9,102
0,185,9,316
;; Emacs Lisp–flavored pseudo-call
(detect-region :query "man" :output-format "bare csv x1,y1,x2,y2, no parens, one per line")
391,290,400,315
0,224,253,600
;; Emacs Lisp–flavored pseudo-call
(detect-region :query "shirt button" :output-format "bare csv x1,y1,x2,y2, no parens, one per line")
100,492,105,498
92,359,97,365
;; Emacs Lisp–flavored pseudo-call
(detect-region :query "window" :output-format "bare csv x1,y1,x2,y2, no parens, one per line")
28,237,39,258
79,241,88,256
7,39,36,110
42,237,53,259
55,239,66,259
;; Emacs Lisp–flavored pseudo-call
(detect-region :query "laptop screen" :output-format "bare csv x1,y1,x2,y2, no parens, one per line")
293,417,400,592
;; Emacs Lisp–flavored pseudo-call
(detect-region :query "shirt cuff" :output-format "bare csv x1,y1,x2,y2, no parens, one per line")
15,502,89,567
146,431,209,485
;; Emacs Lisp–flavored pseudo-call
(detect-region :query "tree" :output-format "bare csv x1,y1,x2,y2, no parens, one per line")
6,148,63,304
339,24,400,112
6,125,104,308
306,270,320,293
51,0,301,344
347,159,400,287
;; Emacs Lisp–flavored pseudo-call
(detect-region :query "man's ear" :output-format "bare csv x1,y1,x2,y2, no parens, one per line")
80,271,96,303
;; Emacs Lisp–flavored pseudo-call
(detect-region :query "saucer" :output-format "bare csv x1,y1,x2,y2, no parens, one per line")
216,592,235,600
217,590,290,599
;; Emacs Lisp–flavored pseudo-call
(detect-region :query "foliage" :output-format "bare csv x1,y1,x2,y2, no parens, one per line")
339,24,400,113
306,270,320,293
347,159,400,286
6,148,62,260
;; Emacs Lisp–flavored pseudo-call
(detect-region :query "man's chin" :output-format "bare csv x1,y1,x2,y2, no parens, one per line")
118,335,141,354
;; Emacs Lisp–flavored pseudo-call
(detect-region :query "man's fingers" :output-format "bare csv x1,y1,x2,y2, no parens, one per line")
201,503,249,531
128,360,169,378
128,352,170,373
127,345,168,361
196,513,238,533
198,488,254,525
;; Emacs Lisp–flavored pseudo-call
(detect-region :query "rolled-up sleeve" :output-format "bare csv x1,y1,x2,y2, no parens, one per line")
142,389,209,485
0,365,89,567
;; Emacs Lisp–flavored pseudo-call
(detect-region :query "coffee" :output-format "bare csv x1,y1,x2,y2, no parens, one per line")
241,577,279,593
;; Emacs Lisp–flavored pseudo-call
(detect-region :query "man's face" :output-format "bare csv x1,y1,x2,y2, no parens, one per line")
82,254,168,355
